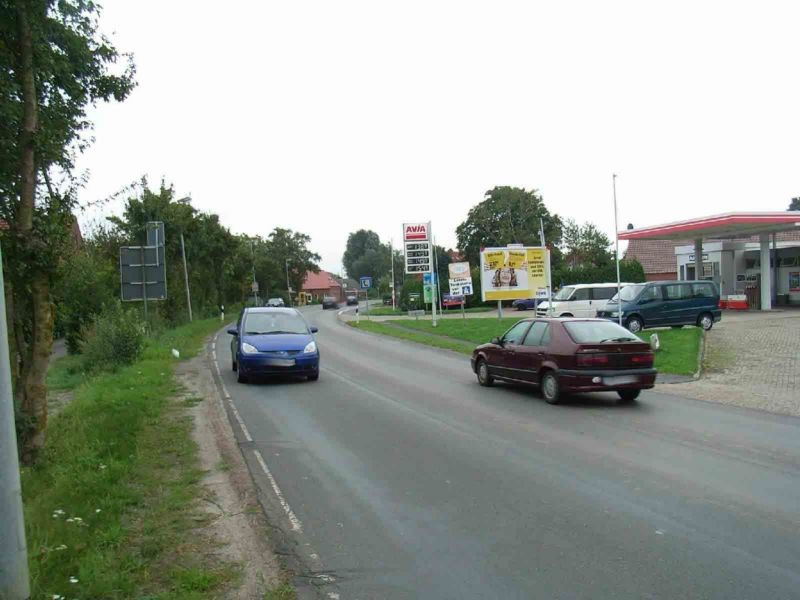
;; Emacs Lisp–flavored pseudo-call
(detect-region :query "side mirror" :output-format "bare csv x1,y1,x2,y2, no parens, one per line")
491,336,503,346
227,327,238,335
310,326,319,333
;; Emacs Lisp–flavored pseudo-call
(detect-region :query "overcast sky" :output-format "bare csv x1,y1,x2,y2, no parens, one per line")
76,0,800,274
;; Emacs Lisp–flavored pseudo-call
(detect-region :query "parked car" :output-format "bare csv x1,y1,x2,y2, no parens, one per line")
382,296,393,306
471,318,656,404
596,280,721,333
442,294,464,308
322,296,339,309
536,283,634,318
512,298,537,311
346,295,359,306
266,297,285,307
228,307,319,383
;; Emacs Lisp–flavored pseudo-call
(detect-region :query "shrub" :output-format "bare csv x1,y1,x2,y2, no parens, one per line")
80,302,145,372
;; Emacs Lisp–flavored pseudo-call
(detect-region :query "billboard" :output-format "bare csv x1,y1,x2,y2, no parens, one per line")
403,222,430,242
480,246,548,301
448,261,473,296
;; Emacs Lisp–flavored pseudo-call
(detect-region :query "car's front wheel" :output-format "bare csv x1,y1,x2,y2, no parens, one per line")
698,312,714,331
626,316,644,333
237,368,248,384
476,359,494,387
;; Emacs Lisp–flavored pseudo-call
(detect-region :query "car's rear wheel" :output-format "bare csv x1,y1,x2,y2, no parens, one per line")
541,370,560,404
626,316,644,333
560,313,573,318
476,359,494,387
698,312,714,331
617,389,640,403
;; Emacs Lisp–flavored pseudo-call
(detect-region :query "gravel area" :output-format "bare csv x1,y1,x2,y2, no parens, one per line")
663,311,800,416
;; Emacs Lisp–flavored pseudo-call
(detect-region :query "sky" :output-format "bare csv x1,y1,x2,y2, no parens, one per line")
76,0,800,274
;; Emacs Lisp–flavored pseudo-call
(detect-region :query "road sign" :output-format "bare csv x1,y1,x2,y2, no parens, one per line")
251,281,259,293
120,244,167,301
359,276,373,289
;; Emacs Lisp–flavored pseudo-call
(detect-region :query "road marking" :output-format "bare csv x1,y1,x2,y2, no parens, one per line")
211,349,217,361
220,382,232,400
253,449,303,532
228,400,253,442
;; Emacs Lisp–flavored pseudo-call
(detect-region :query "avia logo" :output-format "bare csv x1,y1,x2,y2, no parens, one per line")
404,223,429,241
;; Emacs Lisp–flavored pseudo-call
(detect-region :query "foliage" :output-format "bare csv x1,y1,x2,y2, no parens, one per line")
24,317,237,598
789,197,800,211
552,259,645,288
80,302,144,372
455,187,563,267
342,229,393,281
561,219,612,268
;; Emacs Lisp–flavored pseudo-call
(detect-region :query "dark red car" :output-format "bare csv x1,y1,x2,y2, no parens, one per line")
470,318,656,404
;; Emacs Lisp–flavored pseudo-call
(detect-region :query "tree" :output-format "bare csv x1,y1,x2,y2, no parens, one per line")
342,229,391,281
789,197,800,211
561,219,612,269
264,227,321,297
1,0,135,461
456,187,563,267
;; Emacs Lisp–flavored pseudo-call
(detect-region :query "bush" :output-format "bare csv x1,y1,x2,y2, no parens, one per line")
81,302,145,372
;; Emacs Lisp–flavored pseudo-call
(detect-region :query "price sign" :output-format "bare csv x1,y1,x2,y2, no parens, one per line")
404,239,432,274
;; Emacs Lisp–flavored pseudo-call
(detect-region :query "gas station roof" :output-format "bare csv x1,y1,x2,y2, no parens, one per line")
619,212,800,241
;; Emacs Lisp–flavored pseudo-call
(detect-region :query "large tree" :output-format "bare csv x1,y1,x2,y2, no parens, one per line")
456,187,562,267
561,219,612,269
1,0,135,461
789,197,800,211
342,229,391,280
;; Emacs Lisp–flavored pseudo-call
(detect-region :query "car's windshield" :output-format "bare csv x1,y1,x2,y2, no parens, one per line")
242,311,308,335
611,284,644,302
563,321,641,343
553,286,574,301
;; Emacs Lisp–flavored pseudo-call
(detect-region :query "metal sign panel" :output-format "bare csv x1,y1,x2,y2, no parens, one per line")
359,276,373,289
120,245,167,301
146,221,165,247
480,246,549,302
404,240,432,274
403,222,429,242
448,262,473,296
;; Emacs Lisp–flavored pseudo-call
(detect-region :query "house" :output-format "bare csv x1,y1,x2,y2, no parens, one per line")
302,270,344,302
624,239,685,281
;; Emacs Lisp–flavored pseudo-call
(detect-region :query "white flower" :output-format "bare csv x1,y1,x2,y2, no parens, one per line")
69,576,79,583
99,464,107,470
55,544,68,551
95,509,101,513
65,518,74,523
52,594,63,599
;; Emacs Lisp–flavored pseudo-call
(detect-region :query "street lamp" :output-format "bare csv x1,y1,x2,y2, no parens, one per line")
249,239,259,306
176,196,193,322
285,258,292,307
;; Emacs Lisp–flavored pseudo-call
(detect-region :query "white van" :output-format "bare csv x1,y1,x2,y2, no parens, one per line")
536,283,634,318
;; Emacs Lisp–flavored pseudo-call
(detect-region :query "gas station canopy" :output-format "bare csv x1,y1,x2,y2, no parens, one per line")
619,212,800,241
618,212,800,310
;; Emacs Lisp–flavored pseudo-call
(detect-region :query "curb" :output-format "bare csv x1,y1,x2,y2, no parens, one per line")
693,329,707,380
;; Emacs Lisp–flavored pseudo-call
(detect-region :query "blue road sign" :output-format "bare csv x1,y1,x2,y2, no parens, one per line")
360,276,373,289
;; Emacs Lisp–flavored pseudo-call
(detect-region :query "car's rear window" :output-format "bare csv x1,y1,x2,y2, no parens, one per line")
563,321,641,343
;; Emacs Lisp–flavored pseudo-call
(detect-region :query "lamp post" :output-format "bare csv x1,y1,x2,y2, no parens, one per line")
285,258,292,307
249,239,259,306
612,174,623,327
177,196,193,322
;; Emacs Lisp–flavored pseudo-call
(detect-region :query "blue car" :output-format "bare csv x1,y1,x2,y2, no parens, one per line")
228,307,320,383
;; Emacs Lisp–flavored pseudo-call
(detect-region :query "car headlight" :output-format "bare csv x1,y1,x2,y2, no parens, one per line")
303,341,317,354
241,342,258,354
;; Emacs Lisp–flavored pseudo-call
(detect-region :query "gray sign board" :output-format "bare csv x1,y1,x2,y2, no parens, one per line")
120,245,167,301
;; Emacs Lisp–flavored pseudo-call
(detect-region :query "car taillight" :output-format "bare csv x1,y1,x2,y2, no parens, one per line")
576,353,610,367
630,354,654,366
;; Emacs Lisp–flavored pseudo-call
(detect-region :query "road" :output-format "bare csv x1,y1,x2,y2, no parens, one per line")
213,305,800,600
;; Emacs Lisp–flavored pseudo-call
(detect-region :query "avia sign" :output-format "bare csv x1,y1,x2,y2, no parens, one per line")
403,222,429,242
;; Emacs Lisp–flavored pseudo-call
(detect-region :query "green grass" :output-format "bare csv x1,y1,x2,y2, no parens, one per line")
23,316,243,599
264,582,297,600
358,305,493,316
46,354,89,392
350,317,702,375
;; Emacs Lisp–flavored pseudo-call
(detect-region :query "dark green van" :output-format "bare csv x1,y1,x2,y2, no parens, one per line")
596,280,721,333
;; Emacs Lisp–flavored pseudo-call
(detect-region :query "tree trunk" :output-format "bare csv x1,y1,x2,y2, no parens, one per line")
15,0,53,463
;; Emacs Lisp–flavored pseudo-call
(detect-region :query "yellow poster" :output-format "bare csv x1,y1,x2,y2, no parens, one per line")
480,246,549,301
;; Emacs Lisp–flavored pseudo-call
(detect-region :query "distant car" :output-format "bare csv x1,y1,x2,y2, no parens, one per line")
346,295,358,306
471,318,656,404
322,296,339,309
266,297,285,307
536,283,634,318
512,298,537,311
228,307,319,383
382,296,393,306
442,294,464,308
596,280,721,333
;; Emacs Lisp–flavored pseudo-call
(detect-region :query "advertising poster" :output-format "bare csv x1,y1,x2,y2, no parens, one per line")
448,262,473,296
480,246,549,301
790,271,800,292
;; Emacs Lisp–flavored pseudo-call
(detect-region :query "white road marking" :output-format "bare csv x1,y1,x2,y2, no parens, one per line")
220,382,231,400
328,593,340,600
211,349,217,361
253,449,303,532
228,400,253,442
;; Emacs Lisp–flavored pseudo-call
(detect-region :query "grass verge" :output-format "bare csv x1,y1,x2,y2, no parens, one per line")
349,317,702,375
23,317,243,599
363,306,493,316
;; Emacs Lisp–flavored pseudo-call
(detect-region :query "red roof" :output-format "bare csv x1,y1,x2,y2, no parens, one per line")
624,239,686,275
619,212,800,241
302,270,342,291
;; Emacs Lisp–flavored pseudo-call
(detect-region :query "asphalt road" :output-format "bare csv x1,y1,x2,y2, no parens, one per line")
214,305,800,600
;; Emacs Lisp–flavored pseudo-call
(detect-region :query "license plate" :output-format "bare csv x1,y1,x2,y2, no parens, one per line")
603,375,638,386
265,358,295,367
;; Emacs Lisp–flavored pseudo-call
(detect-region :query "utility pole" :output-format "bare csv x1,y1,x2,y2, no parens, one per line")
249,239,259,306
0,245,31,600
430,223,438,327
285,258,292,307
179,232,192,322
613,174,623,326
390,238,396,311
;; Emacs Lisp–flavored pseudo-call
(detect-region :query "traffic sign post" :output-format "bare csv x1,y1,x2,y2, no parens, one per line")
360,277,372,318
448,262,473,320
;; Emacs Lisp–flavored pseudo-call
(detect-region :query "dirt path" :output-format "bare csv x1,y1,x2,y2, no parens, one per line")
176,349,283,598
